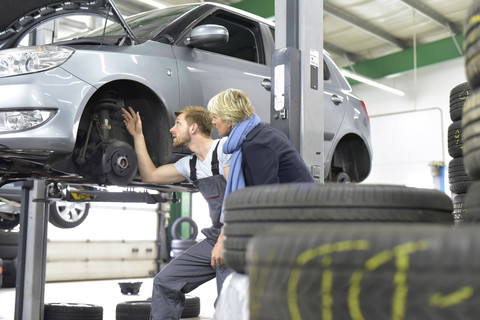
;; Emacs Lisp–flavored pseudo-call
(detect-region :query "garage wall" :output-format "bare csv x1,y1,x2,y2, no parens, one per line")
353,56,467,194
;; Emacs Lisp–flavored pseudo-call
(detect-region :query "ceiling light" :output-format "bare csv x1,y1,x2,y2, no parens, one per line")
341,69,405,96
137,0,167,9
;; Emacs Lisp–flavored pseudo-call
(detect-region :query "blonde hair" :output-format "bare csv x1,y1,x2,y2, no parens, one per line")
207,89,255,127
175,106,213,137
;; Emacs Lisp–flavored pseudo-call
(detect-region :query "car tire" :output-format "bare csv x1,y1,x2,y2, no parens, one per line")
0,214,20,230
115,296,200,319
171,239,197,258
453,193,467,223
0,231,18,259
247,223,480,320
461,89,480,178
44,303,103,320
223,183,454,273
449,82,471,121
448,120,463,158
448,158,473,194
1,258,16,288
171,217,198,240
48,201,90,229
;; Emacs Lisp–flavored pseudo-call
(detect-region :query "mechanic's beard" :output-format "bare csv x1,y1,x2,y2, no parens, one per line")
173,134,191,148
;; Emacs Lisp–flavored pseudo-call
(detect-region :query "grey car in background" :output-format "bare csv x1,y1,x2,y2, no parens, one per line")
0,0,372,187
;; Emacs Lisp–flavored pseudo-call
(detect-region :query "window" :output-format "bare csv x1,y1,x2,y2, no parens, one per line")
195,12,260,63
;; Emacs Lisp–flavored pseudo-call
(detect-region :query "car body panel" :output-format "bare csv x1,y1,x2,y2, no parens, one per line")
0,1,372,186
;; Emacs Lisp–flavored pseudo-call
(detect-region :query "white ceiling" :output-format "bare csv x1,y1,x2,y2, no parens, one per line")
114,0,473,75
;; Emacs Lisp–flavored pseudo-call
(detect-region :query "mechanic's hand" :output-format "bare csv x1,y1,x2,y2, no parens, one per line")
211,233,225,269
121,106,143,136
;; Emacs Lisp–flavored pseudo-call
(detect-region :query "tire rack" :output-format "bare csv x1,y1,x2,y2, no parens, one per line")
14,179,182,320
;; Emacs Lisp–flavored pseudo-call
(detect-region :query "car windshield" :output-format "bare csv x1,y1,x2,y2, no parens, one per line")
86,4,198,41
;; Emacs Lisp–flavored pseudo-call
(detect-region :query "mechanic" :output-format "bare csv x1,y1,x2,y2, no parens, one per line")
121,106,232,320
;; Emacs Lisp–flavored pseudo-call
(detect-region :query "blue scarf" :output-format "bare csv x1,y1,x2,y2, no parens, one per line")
221,114,260,220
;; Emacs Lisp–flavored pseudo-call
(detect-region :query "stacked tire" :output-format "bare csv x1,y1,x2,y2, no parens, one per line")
462,1,480,222
221,183,456,319
115,295,200,319
222,183,454,274
170,217,198,258
448,82,472,222
0,231,18,288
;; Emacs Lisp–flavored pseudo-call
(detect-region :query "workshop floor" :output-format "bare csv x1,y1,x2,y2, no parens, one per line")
0,277,216,320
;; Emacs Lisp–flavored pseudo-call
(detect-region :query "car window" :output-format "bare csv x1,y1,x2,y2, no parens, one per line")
324,60,331,81
193,12,262,64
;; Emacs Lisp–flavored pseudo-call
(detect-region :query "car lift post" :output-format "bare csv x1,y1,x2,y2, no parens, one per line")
13,180,180,320
271,0,324,182
15,180,49,320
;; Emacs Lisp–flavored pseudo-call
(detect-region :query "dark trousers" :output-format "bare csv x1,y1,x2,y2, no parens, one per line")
151,238,232,320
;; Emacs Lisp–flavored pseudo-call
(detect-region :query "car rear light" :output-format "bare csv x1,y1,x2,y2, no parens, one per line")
360,100,369,123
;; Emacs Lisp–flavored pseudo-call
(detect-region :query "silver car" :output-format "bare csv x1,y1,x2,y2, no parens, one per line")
0,0,372,187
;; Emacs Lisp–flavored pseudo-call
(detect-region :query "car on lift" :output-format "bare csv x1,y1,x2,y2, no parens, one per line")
0,0,372,188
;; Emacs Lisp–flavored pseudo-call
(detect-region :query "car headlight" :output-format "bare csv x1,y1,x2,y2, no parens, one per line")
0,110,56,132
0,46,74,78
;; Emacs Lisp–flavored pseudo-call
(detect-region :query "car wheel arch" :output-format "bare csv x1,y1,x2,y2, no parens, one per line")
327,133,371,182
74,80,172,184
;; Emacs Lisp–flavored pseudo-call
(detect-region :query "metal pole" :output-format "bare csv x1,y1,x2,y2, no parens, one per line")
15,180,49,320
273,0,324,181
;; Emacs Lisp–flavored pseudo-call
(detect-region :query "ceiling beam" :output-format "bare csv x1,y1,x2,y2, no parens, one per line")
399,0,463,35
350,33,464,80
324,42,364,64
324,2,409,49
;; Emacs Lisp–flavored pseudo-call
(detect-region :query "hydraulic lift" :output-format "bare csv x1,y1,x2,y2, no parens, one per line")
13,179,186,320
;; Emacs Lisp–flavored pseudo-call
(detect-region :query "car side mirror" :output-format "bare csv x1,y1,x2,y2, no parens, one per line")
185,24,229,48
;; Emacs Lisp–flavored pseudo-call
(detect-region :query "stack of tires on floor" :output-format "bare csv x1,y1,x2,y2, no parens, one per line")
448,82,472,222
222,184,472,319
463,0,480,222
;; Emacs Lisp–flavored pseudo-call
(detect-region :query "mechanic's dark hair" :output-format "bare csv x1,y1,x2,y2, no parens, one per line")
175,106,213,137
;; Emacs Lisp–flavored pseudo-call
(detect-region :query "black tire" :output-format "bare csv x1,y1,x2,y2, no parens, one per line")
453,193,466,223
247,223,480,320
115,296,200,319
465,1,480,88
44,303,103,320
171,217,198,240
447,120,463,158
448,158,473,194
449,82,471,121
223,183,453,273
461,89,480,178
464,181,480,222
0,231,19,259
2,258,16,288
171,239,197,258
48,201,90,229
0,214,20,230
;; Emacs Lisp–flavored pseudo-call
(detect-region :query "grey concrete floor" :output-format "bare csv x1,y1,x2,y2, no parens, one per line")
0,277,216,320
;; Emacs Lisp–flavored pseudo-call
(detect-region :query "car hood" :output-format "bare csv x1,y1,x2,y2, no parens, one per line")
0,0,136,49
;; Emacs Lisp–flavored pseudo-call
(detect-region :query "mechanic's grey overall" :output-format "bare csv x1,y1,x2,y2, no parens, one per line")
151,142,232,320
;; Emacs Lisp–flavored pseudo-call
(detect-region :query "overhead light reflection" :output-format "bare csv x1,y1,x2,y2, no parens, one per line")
137,0,167,9
341,69,405,96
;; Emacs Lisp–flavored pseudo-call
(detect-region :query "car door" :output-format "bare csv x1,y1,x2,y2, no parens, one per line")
172,9,272,134
322,56,348,157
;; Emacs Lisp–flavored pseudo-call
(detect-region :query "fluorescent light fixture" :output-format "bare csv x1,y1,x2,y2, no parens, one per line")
137,0,167,9
341,69,405,96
